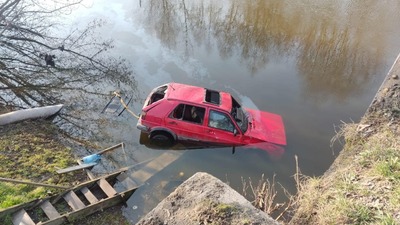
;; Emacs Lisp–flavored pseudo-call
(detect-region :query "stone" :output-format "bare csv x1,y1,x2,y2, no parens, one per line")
136,172,280,225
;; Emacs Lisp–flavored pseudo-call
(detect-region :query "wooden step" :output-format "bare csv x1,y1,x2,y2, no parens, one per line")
80,187,99,204
63,191,85,210
97,178,117,197
40,200,61,220
12,209,35,225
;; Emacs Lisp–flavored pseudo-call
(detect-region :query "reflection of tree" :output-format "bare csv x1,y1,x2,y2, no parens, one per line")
146,0,179,49
236,1,292,74
140,0,399,100
1,0,137,136
293,1,387,102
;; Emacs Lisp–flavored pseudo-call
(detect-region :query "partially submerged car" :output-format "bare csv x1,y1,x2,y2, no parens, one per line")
137,83,286,153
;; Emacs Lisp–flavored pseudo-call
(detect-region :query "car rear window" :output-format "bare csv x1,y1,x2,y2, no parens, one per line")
147,85,167,106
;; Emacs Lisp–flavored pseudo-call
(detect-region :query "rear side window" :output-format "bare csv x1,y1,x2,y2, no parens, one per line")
147,85,167,106
170,104,205,124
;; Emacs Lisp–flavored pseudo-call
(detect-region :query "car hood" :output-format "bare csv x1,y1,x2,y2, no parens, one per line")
246,109,287,146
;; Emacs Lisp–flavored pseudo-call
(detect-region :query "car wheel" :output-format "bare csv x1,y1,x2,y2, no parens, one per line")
150,132,174,147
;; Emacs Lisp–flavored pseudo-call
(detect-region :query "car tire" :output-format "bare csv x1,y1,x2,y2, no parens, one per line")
150,132,174,147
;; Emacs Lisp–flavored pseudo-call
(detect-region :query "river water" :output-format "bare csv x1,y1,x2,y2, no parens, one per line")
63,0,400,223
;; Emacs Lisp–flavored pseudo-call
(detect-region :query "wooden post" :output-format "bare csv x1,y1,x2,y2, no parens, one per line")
0,177,70,189
77,160,96,180
97,142,124,155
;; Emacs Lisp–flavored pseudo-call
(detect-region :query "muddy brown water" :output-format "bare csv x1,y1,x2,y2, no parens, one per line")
61,0,400,223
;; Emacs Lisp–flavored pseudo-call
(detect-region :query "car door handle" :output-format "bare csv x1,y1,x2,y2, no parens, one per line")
207,130,214,134
168,121,177,125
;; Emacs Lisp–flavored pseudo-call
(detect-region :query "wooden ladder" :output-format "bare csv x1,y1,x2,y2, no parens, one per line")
9,170,135,225
7,151,180,225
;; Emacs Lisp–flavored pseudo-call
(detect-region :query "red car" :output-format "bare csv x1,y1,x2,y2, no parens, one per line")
137,83,286,153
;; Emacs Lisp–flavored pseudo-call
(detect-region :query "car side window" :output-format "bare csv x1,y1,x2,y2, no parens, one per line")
170,104,205,124
171,104,184,119
208,110,235,132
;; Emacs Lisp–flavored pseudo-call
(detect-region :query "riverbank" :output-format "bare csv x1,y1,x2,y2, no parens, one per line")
131,55,400,224
290,55,400,224
0,118,129,225
1,54,399,224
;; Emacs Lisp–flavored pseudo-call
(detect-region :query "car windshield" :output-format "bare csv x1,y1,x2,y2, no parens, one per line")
231,97,248,133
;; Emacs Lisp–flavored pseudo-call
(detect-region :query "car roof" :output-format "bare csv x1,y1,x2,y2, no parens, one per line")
165,83,232,112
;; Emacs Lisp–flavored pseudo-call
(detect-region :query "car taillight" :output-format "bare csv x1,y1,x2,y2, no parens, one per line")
141,111,146,120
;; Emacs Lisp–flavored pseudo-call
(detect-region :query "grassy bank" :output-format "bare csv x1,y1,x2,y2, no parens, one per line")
0,119,130,225
0,119,131,225
290,71,400,224
0,120,83,209
291,122,400,224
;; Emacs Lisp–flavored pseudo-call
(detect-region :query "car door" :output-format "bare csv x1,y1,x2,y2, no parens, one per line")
203,109,243,146
164,103,206,142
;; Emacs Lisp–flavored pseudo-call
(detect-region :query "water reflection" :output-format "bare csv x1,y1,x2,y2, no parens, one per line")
0,0,138,137
138,0,400,101
109,1,400,221
138,131,285,159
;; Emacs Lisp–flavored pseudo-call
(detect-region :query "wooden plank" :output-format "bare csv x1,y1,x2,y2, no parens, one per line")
52,169,127,204
40,200,61,220
80,187,99,204
39,216,66,225
76,160,95,180
63,191,85,211
12,209,35,225
65,189,137,222
96,143,124,155
0,198,48,217
97,178,117,197
0,177,70,189
56,162,97,174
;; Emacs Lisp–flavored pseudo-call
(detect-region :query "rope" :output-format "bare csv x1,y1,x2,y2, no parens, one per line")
113,91,140,119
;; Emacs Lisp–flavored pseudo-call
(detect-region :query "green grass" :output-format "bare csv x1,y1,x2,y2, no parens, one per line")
347,204,375,225
0,183,48,208
215,203,237,214
0,119,132,225
290,123,400,225
375,155,400,180
0,120,83,209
